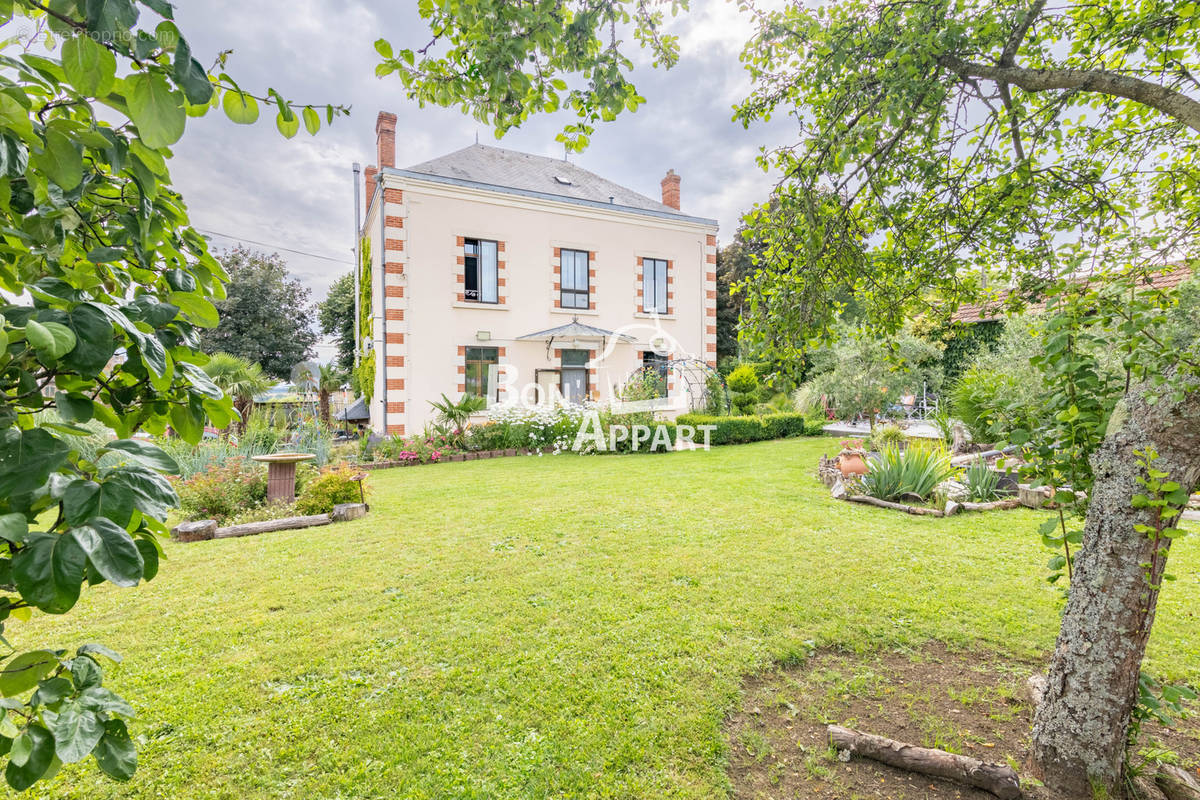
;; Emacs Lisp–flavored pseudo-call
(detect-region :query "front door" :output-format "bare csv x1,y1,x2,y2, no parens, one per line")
560,349,589,404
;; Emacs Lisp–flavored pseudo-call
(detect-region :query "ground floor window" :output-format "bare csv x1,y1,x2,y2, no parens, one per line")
465,346,499,398
641,352,668,398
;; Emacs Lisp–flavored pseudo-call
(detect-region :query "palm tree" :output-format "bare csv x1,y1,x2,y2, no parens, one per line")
203,353,273,433
317,364,344,425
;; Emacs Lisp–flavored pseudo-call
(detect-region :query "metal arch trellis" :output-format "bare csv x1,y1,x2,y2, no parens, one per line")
662,357,730,415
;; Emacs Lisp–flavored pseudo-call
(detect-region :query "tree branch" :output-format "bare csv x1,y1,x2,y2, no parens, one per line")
999,0,1047,66
937,56,1200,133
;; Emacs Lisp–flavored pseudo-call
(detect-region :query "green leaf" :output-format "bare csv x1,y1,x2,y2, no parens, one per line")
86,246,124,263
0,513,27,544
302,106,320,135
167,290,219,328
61,34,116,96
275,110,299,139
102,439,180,474
92,719,135,781
105,466,178,520
63,303,116,374
70,518,144,588
45,700,105,763
374,38,393,58
63,479,135,527
85,0,138,41
77,686,133,717
125,72,186,149
77,644,122,664
33,126,82,191
5,724,54,790
54,392,93,424
25,319,76,360
172,36,212,105
13,532,87,614
222,90,259,125
0,428,70,496
0,651,58,697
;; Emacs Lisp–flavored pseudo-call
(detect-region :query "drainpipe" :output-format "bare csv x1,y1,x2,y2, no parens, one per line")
378,172,388,433
352,162,361,366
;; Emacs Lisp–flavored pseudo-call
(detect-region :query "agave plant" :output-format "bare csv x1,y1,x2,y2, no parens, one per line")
964,457,1002,501
861,444,957,502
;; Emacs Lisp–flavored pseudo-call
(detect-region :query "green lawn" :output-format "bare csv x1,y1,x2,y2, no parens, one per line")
17,438,1200,799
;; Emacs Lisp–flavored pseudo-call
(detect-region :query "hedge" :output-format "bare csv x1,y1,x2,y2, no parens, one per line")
675,412,823,446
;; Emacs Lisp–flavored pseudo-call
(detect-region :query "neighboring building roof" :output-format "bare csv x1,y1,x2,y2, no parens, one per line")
950,265,1194,324
390,143,717,226
335,397,369,422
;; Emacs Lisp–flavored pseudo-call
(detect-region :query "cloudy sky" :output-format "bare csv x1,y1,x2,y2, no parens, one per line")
164,1,794,361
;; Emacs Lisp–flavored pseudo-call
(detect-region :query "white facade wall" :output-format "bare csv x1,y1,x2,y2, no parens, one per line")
366,172,718,435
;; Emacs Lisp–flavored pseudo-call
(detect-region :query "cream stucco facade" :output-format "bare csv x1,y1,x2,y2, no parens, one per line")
359,116,718,436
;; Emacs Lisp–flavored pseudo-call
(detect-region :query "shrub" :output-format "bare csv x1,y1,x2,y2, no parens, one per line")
861,445,956,502
964,458,1002,501
176,460,267,523
296,465,364,515
950,366,1031,444
869,423,907,452
676,411,811,445
726,364,760,415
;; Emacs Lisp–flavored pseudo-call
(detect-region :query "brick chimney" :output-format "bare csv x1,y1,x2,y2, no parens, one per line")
375,111,397,169
660,169,680,210
364,165,378,207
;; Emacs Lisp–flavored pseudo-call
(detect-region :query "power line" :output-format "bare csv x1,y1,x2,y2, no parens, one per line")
197,228,354,265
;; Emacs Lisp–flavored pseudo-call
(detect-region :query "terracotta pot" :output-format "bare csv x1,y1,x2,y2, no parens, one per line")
837,451,868,477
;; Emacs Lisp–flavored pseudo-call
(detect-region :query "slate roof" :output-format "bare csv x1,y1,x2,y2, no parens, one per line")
950,265,1194,324
399,144,696,219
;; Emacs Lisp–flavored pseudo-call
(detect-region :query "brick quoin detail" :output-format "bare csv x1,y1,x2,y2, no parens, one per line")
386,379,405,390
385,215,404,228
384,285,404,298
385,239,404,251
705,271,717,283
386,332,405,345
386,402,405,414
385,355,404,367
384,308,404,321
384,263,404,275
456,384,466,393
706,342,717,353
706,253,716,264
383,188,403,204
498,347,507,357
706,325,717,335
706,234,716,247
457,345,466,356
386,424,405,435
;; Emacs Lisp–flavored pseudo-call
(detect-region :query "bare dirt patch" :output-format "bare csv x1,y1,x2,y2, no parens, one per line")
725,643,1200,800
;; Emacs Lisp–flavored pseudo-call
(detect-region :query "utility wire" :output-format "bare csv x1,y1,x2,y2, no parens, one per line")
197,228,354,266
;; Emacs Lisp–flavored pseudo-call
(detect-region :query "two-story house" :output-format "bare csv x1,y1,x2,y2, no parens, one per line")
359,111,719,435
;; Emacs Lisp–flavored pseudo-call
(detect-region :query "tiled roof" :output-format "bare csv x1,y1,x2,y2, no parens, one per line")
949,265,1194,324
401,144,686,216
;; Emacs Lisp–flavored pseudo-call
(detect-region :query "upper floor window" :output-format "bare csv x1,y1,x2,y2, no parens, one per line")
560,249,590,309
642,257,668,313
464,238,498,303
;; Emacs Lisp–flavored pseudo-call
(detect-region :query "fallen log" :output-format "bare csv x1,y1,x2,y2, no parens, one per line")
845,495,944,517
215,513,332,539
1158,765,1200,800
828,725,1021,799
960,498,1022,512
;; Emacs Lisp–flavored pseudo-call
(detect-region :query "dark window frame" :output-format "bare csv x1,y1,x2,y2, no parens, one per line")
464,346,499,398
560,248,590,310
463,238,499,304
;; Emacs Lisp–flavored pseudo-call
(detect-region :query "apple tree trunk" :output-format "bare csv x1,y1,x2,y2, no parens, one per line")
1032,380,1200,798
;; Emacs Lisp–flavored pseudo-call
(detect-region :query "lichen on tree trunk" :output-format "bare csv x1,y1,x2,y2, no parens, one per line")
1032,381,1200,798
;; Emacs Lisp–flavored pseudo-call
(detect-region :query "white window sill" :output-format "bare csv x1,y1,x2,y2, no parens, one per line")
452,302,509,311
634,312,676,321
550,307,600,316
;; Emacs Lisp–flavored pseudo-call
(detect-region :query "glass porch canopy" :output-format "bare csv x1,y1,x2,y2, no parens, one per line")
515,316,635,357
